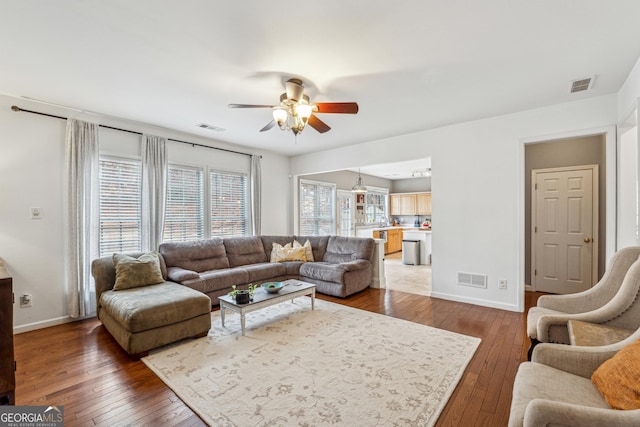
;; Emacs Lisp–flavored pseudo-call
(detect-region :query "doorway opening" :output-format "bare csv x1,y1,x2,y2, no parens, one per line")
524,134,607,293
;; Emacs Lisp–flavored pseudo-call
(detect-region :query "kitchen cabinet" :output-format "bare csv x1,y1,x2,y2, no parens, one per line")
387,229,403,253
417,193,432,215
390,192,431,215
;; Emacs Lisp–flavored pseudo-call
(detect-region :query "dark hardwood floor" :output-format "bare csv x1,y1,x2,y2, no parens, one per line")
13,289,542,426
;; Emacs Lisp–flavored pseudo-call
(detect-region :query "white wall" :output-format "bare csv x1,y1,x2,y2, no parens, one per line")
618,55,640,121
0,94,290,332
291,94,618,312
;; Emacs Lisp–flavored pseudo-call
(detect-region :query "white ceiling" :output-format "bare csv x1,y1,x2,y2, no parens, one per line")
2,1,640,180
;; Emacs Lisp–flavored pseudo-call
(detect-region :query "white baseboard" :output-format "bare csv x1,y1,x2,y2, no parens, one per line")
430,291,522,313
13,315,79,334
524,284,533,292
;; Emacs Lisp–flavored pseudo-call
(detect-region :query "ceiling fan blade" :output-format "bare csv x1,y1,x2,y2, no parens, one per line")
260,120,276,132
228,104,274,108
308,114,331,133
314,102,359,114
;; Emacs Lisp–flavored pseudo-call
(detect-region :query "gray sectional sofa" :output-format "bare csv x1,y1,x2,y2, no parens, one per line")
159,235,376,303
91,235,375,357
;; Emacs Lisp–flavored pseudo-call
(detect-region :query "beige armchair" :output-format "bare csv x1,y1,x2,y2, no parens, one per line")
509,330,640,427
527,246,640,358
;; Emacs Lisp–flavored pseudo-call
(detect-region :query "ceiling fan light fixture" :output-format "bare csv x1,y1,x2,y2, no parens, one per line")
296,104,313,123
273,108,288,127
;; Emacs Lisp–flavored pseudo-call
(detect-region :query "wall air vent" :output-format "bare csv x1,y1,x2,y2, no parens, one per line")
569,77,594,93
196,123,226,132
457,272,488,288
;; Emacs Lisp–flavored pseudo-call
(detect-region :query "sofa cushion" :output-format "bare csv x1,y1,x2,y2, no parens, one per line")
323,236,374,264
112,252,164,290
185,268,249,294
243,262,288,282
99,282,211,333
167,266,200,282
592,339,640,410
299,262,347,284
224,236,268,267
160,238,229,272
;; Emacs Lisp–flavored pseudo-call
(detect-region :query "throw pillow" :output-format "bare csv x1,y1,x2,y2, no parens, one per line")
113,252,165,291
294,239,314,262
270,242,292,262
591,338,640,410
271,242,307,262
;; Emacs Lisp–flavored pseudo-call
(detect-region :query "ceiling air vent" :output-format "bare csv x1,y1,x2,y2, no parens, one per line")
457,272,488,289
569,77,594,93
196,123,226,132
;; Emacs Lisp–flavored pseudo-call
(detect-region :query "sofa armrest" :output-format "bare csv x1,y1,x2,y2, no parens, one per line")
167,266,200,282
523,399,640,427
337,259,371,272
532,342,619,378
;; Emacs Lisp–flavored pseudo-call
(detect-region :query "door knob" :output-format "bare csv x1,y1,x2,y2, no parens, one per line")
584,237,592,243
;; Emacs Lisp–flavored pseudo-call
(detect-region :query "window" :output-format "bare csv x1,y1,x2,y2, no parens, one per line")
99,157,142,256
163,165,204,242
210,170,248,237
299,179,335,235
365,191,387,224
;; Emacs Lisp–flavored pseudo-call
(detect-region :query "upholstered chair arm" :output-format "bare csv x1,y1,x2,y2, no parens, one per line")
523,400,640,427
531,343,619,378
536,293,595,313
338,259,370,272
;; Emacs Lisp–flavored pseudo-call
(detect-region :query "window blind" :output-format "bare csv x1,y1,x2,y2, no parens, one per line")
210,170,248,237
163,165,205,242
299,180,335,235
99,158,142,256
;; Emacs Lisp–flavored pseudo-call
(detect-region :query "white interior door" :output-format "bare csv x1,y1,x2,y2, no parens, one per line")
532,166,598,294
337,191,355,237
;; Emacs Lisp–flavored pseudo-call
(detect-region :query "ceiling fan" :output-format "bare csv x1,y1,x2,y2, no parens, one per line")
228,78,358,135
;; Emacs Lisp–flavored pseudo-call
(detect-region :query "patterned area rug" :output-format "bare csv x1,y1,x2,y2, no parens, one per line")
142,298,480,426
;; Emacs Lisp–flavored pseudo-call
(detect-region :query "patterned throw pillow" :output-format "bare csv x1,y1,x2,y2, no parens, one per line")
294,239,314,262
591,338,640,410
271,242,307,262
112,252,165,290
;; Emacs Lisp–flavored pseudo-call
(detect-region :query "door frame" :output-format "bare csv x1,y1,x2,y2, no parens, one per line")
518,126,616,311
531,165,599,292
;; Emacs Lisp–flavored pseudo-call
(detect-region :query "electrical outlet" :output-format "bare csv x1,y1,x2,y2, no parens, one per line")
30,207,43,220
20,294,33,308
498,280,507,290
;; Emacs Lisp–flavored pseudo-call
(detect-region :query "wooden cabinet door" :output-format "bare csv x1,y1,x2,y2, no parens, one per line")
390,195,401,215
417,193,432,215
400,194,416,215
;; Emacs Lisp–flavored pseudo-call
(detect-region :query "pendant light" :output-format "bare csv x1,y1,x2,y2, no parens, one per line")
351,169,368,193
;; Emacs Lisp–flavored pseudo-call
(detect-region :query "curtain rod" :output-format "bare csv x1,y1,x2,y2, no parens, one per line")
11,105,259,158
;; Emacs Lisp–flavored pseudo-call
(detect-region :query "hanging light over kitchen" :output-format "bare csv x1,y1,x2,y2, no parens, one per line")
351,169,368,193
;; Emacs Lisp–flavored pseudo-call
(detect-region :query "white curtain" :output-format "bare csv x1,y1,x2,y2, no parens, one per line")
64,119,99,318
250,154,262,235
141,134,167,251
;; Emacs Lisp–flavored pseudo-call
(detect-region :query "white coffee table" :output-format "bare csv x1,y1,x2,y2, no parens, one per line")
218,279,316,336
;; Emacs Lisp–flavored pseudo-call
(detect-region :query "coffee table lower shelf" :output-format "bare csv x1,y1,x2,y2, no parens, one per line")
218,279,316,336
